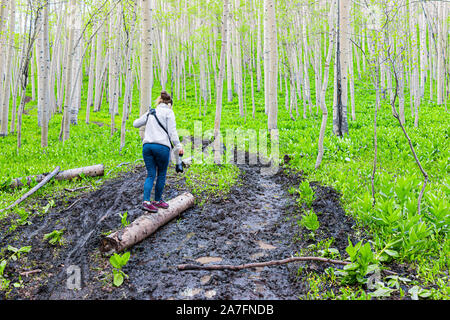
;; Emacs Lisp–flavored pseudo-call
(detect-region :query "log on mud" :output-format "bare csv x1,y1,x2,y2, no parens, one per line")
8,164,104,188
100,192,195,254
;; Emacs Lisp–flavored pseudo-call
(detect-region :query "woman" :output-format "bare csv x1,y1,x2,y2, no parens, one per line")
133,91,184,213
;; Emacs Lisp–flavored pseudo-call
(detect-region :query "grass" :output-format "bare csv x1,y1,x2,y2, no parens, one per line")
0,61,448,299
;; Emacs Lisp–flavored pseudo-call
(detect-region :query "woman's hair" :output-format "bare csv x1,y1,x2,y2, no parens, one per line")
155,91,173,106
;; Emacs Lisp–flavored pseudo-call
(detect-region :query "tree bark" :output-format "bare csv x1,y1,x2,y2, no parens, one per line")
100,192,195,254
0,0,15,136
139,0,153,139
9,164,104,189
214,0,229,164
266,0,277,131
333,0,349,136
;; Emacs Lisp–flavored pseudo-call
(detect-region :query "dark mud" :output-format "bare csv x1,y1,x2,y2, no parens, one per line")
0,159,360,300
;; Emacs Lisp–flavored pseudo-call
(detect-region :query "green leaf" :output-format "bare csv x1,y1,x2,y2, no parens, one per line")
384,249,399,257
343,262,359,271
109,254,121,269
113,271,124,287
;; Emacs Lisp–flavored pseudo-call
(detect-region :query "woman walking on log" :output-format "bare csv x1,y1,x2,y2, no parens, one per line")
133,91,184,213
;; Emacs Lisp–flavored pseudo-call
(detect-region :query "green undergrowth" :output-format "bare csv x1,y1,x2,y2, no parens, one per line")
0,63,448,299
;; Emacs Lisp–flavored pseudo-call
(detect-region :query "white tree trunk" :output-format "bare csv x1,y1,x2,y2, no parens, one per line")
0,0,15,136
266,0,277,130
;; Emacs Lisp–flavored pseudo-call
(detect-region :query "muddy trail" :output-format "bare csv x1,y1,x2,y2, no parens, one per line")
0,159,361,300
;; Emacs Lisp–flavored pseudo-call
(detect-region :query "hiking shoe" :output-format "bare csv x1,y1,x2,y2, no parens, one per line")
142,201,158,213
152,200,169,209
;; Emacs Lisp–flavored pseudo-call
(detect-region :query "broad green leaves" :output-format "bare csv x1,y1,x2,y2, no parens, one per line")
109,252,130,287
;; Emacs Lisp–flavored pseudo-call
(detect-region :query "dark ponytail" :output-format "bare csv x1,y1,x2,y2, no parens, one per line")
160,91,173,106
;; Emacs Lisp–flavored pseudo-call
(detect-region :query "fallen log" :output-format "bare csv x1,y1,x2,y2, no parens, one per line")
100,192,195,254
178,256,351,271
8,164,104,189
1,166,61,213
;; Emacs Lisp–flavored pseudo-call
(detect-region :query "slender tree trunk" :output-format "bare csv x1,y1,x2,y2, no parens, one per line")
214,0,229,164
315,0,336,169
62,0,76,142
266,0,277,130
333,0,349,136
38,2,50,148
140,0,153,138
0,0,15,136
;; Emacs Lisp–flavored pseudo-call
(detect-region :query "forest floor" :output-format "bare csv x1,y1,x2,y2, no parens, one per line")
0,150,375,300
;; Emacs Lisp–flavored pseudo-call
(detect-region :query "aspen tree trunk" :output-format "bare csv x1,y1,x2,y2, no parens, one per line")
226,0,233,102
0,0,7,126
62,0,76,141
214,0,228,164
11,25,27,133
140,0,153,139
94,23,104,112
121,3,137,153
255,0,262,92
436,3,444,105
0,0,15,136
315,0,336,169
48,8,63,116
333,0,349,136
349,8,355,122
397,3,407,125
263,0,269,114
233,0,244,117
409,1,420,127
38,2,50,148
86,35,96,123
301,6,312,117
70,5,83,125
419,8,427,100
266,0,277,130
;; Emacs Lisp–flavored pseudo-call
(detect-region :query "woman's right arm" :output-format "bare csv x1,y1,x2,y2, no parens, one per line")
133,113,148,128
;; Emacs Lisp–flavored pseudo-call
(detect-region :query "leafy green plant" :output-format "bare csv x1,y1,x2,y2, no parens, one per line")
0,259,9,290
109,252,130,287
7,245,32,261
299,210,320,232
119,212,130,227
296,180,315,208
43,229,65,246
335,240,378,285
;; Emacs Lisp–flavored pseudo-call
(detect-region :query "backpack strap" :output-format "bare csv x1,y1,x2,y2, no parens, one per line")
146,108,174,148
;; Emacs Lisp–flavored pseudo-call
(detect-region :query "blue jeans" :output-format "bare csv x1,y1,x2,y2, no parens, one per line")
142,143,170,202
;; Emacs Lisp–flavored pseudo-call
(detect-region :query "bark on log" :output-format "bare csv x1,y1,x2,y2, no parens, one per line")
100,192,195,254
8,164,104,188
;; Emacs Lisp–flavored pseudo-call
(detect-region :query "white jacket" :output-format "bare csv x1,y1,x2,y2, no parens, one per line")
133,103,182,150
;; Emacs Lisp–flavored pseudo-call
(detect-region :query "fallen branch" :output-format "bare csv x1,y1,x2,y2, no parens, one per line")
1,166,61,213
8,164,104,189
100,192,195,254
19,269,42,277
178,256,350,271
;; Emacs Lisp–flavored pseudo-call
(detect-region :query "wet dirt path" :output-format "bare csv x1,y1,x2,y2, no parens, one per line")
0,161,357,300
